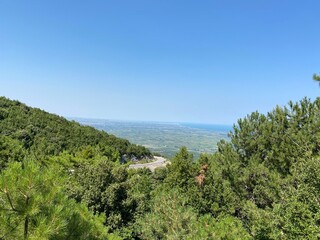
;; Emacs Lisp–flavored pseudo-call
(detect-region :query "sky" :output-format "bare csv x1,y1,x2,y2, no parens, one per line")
0,1,319,125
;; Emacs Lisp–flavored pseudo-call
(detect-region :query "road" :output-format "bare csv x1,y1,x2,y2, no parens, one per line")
128,156,169,172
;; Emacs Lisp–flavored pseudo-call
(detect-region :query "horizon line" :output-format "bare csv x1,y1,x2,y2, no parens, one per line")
66,116,234,127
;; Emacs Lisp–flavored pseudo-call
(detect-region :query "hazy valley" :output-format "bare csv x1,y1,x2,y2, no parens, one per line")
73,118,232,158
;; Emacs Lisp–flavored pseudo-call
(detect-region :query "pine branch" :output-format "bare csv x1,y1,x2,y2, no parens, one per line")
4,187,19,213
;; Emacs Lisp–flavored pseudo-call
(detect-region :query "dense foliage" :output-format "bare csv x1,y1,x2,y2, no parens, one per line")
0,96,151,165
0,160,111,239
1,96,320,239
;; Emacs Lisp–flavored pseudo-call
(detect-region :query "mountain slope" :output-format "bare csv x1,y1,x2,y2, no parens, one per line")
0,96,151,161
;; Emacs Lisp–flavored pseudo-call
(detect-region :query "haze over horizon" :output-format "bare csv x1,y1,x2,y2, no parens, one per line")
1,1,319,125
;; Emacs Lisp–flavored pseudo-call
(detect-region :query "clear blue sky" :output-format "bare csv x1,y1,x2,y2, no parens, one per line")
0,1,319,124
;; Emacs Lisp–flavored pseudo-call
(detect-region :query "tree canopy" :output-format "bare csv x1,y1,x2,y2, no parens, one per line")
1,95,320,239
0,96,151,166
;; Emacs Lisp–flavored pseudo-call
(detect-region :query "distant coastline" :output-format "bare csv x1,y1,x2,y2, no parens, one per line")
178,122,233,133
70,117,231,158
69,117,233,131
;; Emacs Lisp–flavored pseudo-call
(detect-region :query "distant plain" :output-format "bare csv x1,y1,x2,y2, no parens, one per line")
73,118,232,158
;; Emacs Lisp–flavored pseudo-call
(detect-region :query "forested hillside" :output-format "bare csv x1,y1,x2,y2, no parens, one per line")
1,96,320,239
0,96,151,165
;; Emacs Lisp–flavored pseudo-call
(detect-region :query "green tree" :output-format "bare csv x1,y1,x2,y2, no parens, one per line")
0,136,25,171
0,160,112,239
313,73,320,82
137,189,250,240
165,147,196,190
137,189,198,239
186,153,239,217
69,159,154,238
214,97,320,238
272,157,320,239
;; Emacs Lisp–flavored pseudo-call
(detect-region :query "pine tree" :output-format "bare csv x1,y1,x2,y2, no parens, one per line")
0,160,111,239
